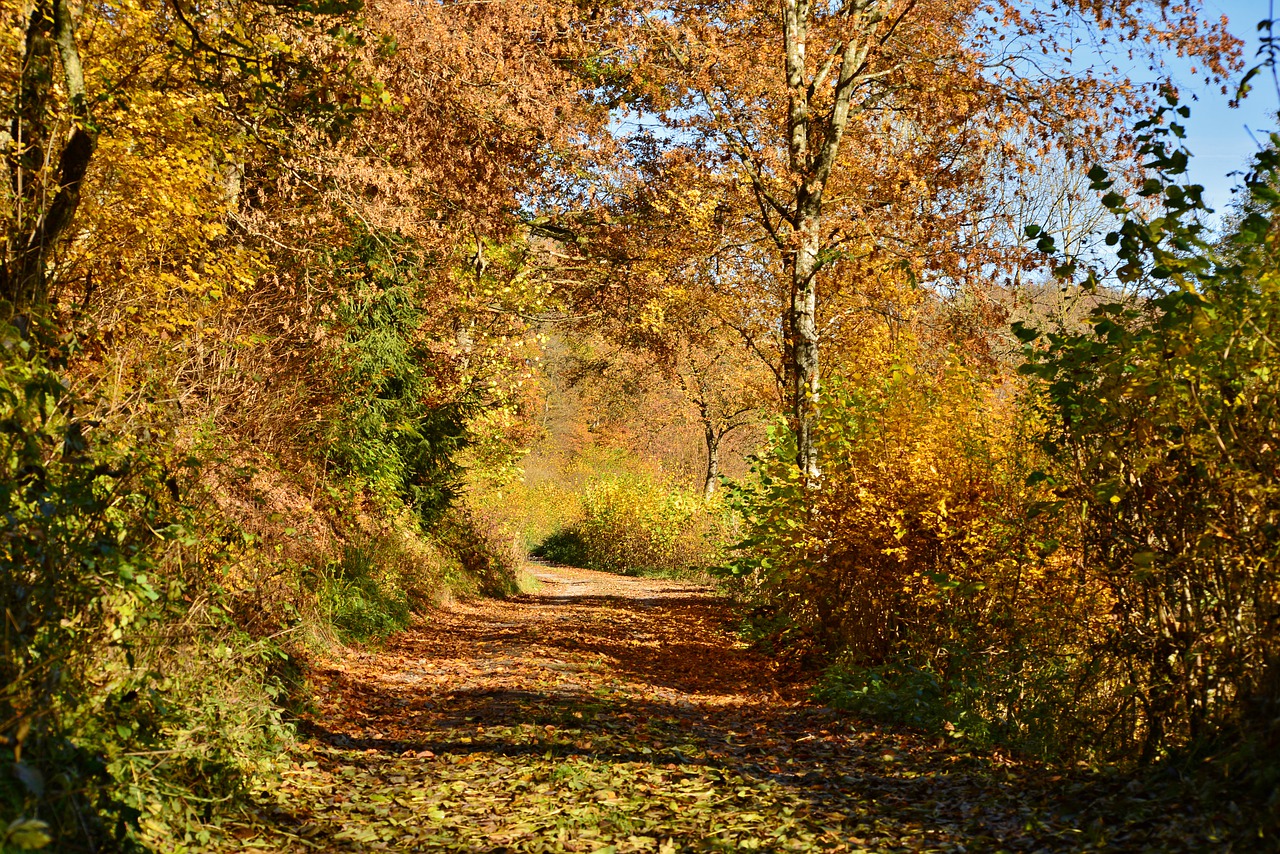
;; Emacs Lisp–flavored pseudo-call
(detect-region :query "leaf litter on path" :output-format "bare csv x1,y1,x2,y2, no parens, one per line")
212,565,1250,852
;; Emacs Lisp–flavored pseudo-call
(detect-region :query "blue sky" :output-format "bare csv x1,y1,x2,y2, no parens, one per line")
610,2,1278,223
1178,0,1279,217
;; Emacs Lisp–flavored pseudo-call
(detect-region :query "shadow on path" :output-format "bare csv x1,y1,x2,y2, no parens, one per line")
238,565,1207,852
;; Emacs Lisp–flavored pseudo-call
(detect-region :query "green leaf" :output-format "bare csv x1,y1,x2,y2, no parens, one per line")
1011,322,1039,344
4,819,52,850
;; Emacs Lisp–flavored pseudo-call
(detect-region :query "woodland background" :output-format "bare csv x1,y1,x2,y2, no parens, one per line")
2,0,1279,848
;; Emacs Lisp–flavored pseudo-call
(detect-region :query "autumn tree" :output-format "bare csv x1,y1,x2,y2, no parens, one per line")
671,320,768,499
571,297,770,499
0,0,363,337
2,0,94,316
611,0,1240,476
548,141,775,497
628,203,774,498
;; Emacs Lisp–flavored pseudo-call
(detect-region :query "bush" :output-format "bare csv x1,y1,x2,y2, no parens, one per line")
0,328,180,845
536,470,727,575
816,654,1078,755
300,497,522,644
318,544,414,643
751,109,1280,776
531,527,590,566
1017,115,1280,761
724,353,1094,758
435,504,523,597
0,328,294,850
324,229,475,527
818,662,953,736
97,631,294,850
726,357,1061,652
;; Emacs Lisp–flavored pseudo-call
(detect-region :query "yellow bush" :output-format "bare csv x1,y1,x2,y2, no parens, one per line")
575,474,707,572
528,467,727,575
728,349,1103,756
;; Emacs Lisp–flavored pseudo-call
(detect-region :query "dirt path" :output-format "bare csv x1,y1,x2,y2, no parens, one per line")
224,565,1225,852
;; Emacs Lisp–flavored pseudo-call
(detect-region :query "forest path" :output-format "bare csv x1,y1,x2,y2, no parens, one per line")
224,564,1173,852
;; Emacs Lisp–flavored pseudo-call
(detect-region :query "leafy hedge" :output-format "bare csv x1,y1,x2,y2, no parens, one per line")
0,329,293,850
535,471,726,576
1015,110,1280,763
730,107,1280,779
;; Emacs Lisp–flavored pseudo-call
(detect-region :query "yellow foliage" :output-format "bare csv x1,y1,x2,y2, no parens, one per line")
729,332,1108,754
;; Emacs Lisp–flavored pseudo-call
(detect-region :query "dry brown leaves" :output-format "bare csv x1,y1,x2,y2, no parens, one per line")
212,564,1250,852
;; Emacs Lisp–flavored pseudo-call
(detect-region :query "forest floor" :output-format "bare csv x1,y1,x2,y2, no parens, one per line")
218,564,1251,852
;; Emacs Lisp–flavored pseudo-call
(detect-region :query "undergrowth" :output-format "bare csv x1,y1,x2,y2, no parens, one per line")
531,469,728,577
0,330,299,852
0,320,523,851
318,546,413,644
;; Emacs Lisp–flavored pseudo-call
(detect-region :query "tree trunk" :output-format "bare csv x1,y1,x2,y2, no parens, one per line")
2,0,97,320
791,206,821,479
703,428,720,500
776,0,881,480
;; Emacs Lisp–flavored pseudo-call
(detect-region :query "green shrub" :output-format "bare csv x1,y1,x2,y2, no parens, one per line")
816,654,1073,756
1017,110,1280,761
531,527,590,566
818,662,950,734
0,327,295,850
318,544,413,643
300,497,521,646
0,328,179,846
96,631,295,850
324,228,474,527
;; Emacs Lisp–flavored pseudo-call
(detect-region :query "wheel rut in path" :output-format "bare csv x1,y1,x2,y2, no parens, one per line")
229,564,1202,852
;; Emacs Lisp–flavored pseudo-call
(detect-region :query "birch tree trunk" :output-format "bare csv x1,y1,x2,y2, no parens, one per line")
779,0,885,479
702,426,721,500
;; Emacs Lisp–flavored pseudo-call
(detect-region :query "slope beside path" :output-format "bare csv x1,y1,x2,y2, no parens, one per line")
219,564,1221,852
